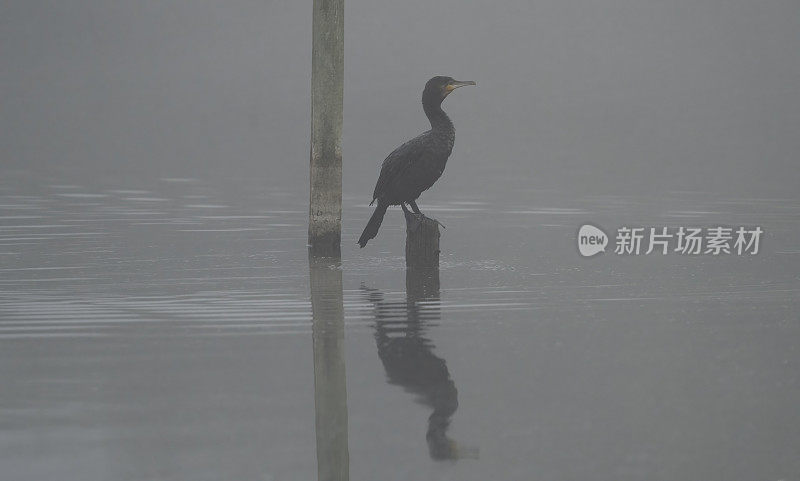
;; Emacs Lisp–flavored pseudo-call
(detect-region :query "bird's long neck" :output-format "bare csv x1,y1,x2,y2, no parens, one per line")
423,100,454,133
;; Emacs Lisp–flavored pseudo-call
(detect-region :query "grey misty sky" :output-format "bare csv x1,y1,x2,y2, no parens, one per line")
2,0,798,195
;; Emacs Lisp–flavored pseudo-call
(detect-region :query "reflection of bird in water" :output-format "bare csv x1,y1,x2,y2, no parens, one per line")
358,76,475,248
362,268,478,460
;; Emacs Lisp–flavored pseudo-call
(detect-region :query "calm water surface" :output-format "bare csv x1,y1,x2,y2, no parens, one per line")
1,167,798,481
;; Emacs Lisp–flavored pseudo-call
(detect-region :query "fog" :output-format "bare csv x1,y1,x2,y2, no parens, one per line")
3,0,798,195
1,2,799,480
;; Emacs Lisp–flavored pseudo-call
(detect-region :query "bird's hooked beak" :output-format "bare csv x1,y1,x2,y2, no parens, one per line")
444,80,476,93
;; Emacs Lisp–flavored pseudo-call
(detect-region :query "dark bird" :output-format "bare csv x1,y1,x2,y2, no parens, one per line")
358,76,475,248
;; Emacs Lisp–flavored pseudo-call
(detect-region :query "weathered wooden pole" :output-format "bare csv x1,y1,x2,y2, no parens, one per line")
309,254,349,481
309,0,344,256
405,212,441,269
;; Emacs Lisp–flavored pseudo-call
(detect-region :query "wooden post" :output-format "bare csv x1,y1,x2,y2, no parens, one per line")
309,0,344,256
309,253,349,481
405,263,440,301
405,212,441,269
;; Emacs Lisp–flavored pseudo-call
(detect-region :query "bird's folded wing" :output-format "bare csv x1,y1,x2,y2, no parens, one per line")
372,135,428,202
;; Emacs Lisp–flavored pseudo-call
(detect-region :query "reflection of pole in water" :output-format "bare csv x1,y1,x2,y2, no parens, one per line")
363,266,478,460
309,254,349,481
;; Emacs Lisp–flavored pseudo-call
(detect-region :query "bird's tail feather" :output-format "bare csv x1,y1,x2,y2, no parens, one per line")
358,203,388,248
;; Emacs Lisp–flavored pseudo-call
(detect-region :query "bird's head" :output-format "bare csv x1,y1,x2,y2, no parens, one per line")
423,76,476,106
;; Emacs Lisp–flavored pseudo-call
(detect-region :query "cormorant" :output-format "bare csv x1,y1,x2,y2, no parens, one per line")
357,76,475,248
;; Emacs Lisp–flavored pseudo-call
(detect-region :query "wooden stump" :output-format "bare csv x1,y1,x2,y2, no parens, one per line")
405,212,441,269
405,263,440,302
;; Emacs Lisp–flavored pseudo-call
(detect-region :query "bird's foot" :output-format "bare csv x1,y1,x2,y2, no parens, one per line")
419,213,445,229
429,216,445,229
404,210,423,231
404,211,445,230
